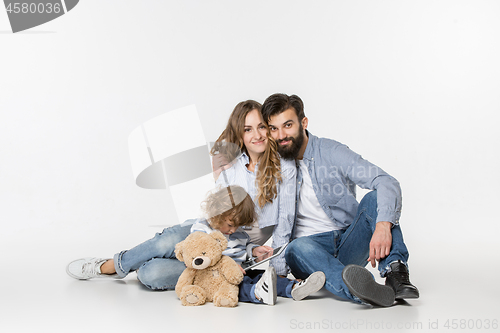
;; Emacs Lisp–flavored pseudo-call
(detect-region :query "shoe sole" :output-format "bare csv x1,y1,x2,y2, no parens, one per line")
395,289,420,300
267,267,277,305
342,265,395,307
257,267,277,305
292,271,326,301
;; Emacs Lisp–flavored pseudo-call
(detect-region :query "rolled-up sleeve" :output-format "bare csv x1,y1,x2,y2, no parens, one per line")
333,144,402,225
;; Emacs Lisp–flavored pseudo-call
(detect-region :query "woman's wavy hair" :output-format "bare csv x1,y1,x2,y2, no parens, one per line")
210,100,282,208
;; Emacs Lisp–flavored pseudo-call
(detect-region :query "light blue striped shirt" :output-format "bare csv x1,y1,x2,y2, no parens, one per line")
190,218,258,263
215,152,296,275
296,131,402,232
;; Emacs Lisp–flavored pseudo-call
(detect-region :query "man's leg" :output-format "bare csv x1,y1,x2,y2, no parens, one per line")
337,190,409,271
285,231,360,303
337,191,418,299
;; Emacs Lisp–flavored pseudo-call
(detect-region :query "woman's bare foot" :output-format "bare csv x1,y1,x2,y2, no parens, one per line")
100,259,116,274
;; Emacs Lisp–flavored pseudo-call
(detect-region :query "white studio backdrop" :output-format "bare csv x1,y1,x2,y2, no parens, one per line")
1,0,499,250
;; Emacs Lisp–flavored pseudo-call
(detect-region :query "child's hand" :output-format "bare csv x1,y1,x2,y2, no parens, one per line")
252,246,273,262
239,265,246,275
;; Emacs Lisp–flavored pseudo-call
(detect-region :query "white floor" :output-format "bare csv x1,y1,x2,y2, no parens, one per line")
2,223,498,333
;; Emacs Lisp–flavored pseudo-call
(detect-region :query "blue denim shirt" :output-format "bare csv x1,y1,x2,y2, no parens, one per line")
296,132,402,231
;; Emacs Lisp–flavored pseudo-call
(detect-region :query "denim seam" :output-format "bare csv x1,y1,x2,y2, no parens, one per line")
114,251,128,277
337,207,372,251
293,254,345,296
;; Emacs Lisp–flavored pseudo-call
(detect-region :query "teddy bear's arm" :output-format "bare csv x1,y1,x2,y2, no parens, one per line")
175,268,197,297
218,256,244,285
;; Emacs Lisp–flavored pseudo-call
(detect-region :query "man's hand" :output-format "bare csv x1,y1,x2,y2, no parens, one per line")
368,221,392,268
252,246,273,262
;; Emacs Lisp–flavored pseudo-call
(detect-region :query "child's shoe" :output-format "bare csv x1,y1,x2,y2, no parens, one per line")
66,257,118,280
291,271,326,301
254,266,277,305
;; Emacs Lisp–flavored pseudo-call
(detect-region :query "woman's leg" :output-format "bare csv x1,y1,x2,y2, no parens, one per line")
114,222,193,278
66,220,195,280
136,258,187,290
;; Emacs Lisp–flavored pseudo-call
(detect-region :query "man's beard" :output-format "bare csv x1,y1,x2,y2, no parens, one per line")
276,125,304,160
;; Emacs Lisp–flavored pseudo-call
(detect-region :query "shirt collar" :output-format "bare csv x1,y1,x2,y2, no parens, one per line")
301,130,316,162
240,152,250,164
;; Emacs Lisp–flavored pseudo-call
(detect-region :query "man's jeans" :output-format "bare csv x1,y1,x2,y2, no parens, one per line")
113,220,194,290
285,190,409,302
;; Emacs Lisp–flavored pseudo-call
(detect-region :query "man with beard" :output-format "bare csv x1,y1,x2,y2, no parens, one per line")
261,93,419,307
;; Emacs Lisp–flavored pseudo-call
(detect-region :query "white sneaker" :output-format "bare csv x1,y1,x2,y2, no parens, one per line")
66,257,118,280
291,271,326,301
254,266,277,305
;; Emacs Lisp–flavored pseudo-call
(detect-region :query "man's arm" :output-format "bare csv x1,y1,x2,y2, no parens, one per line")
333,144,402,264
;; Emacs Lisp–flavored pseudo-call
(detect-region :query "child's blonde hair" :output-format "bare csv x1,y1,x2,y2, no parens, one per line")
202,185,256,229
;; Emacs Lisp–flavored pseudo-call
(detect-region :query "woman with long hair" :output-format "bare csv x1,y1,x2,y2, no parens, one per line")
210,100,295,276
66,100,324,303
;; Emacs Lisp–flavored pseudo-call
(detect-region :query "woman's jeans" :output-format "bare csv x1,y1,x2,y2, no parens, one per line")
112,220,296,302
285,190,410,303
113,220,195,290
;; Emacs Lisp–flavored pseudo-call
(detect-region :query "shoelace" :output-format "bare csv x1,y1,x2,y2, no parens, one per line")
81,259,102,278
295,278,308,287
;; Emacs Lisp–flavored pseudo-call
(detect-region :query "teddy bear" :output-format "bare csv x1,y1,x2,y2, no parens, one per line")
174,231,244,307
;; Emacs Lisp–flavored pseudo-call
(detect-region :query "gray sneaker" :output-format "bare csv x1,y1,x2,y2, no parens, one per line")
342,265,395,307
66,257,118,280
291,271,326,301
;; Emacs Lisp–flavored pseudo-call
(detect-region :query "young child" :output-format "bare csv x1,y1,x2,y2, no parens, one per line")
66,185,325,304
191,185,325,305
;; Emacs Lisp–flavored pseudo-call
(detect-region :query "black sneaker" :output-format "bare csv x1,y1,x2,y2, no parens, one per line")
342,265,395,307
385,260,419,299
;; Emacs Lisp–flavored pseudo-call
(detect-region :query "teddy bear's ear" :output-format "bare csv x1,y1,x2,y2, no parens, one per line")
210,230,228,251
174,240,185,262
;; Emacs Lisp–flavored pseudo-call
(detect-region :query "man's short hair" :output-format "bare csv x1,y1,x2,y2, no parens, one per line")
261,93,305,123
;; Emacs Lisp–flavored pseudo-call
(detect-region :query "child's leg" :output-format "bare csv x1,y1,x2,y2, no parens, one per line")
239,273,294,300
277,275,296,298
114,222,192,278
238,275,263,303
239,267,279,305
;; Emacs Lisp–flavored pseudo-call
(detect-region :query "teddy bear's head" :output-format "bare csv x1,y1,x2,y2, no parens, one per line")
175,231,228,270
